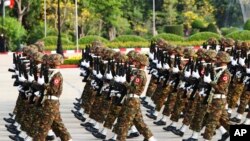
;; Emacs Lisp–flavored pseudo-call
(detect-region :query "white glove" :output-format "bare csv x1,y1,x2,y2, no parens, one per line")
93,70,97,76
85,61,90,68
150,68,157,74
239,57,246,66
81,69,87,76
81,61,85,67
230,56,234,62
169,80,175,86
231,59,237,66
156,62,162,69
153,59,158,63
243,76,250,84
184,70,191,77
216,45,220,52
38,76,45,85
96,72,103,79
172,66,180,73
116,93,121,98
91,80,96,87
236,71,242,78
110,90,119,97
192,70,200,79
179,82,185,89
152,70,159,77
203,74,212,83
18,75,26,82
15,70,19,75
106,71,113,80
114,76,120,82
163,63,170,70
94,84,99,89
102,84,110,92
199,88,206,96
17,85,23,91
159,76,165,81
247,68,250,74
120,75,126,83
34,91,40,97
28,75,34,82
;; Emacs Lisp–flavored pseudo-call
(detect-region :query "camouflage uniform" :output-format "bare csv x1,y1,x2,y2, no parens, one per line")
113,54,153,141
203,52,231,140
33,54,71,141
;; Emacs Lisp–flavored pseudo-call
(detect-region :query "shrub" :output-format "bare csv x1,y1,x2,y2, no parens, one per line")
64,58,81,65
226,30,250,40
244,19,250,30
151,33,184,42
78,35,108,44
205,23,219,34
164,25,184,36
221,27,240,36
42,36,73,46
191,19,207,29
0,17,27,51
112,35,147,42
187,32,220,41
107,41,149,48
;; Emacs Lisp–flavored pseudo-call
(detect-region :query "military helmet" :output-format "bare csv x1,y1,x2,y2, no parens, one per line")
241,41,249,49
33,52,44,63
156,38,168,49
116,54,127,63
127,50,137,60
196,48,205,57
174,46,184,56
135,54,148,66
207,37,217,45
184,48,196,58
92,40,104,48
26,47,38,59
216,51,230,63
22,46,30,56
205,50,217,61
226,38,235,47
34,40,44,52
48,54,64,66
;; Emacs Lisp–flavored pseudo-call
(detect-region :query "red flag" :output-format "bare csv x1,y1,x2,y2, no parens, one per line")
9,0,15,9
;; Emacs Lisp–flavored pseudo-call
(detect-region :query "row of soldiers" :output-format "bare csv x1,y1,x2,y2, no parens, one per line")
4,44,72,141
142,38,250,141
71,41,158,141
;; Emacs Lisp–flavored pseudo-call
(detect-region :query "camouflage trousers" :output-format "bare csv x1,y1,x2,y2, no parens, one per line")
247,102,250,118
103,104,122,129
15,94,26,124
89,93,112,123
145,77,158,97
190,95,209,132
113,98,153,141
237,90,250,114
81,87,96,114
80,81,91,101
33,100,71,141
20,102,33,132
152,85,172,111
228,82,244,109
29,106,44,137
162,91,178,116
203,99,229,140
170,89,188,122
182,93,199,126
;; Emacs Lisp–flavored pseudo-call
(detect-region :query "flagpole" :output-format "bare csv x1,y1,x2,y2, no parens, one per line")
75,0,78,52
44,0,47,37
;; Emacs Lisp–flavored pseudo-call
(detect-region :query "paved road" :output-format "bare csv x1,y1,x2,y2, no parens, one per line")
0,54,237,141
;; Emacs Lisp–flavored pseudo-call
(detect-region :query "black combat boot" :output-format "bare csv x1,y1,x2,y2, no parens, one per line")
146,113,157,120
153,120,166,126
92,131,106,139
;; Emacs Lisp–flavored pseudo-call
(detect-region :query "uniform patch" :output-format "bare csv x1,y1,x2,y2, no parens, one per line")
54,78,60,85
222,75,228,82
135,78,141,83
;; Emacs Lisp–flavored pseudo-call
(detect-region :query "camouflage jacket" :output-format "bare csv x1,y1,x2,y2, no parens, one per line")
211,69,231,95
45,71,63,97
128,69,147,96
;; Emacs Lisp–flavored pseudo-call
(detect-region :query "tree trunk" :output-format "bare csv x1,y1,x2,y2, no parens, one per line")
15,0,30,23
108,27,116,41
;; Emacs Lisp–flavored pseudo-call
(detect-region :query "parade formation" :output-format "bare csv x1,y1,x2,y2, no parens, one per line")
2,38,250,141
